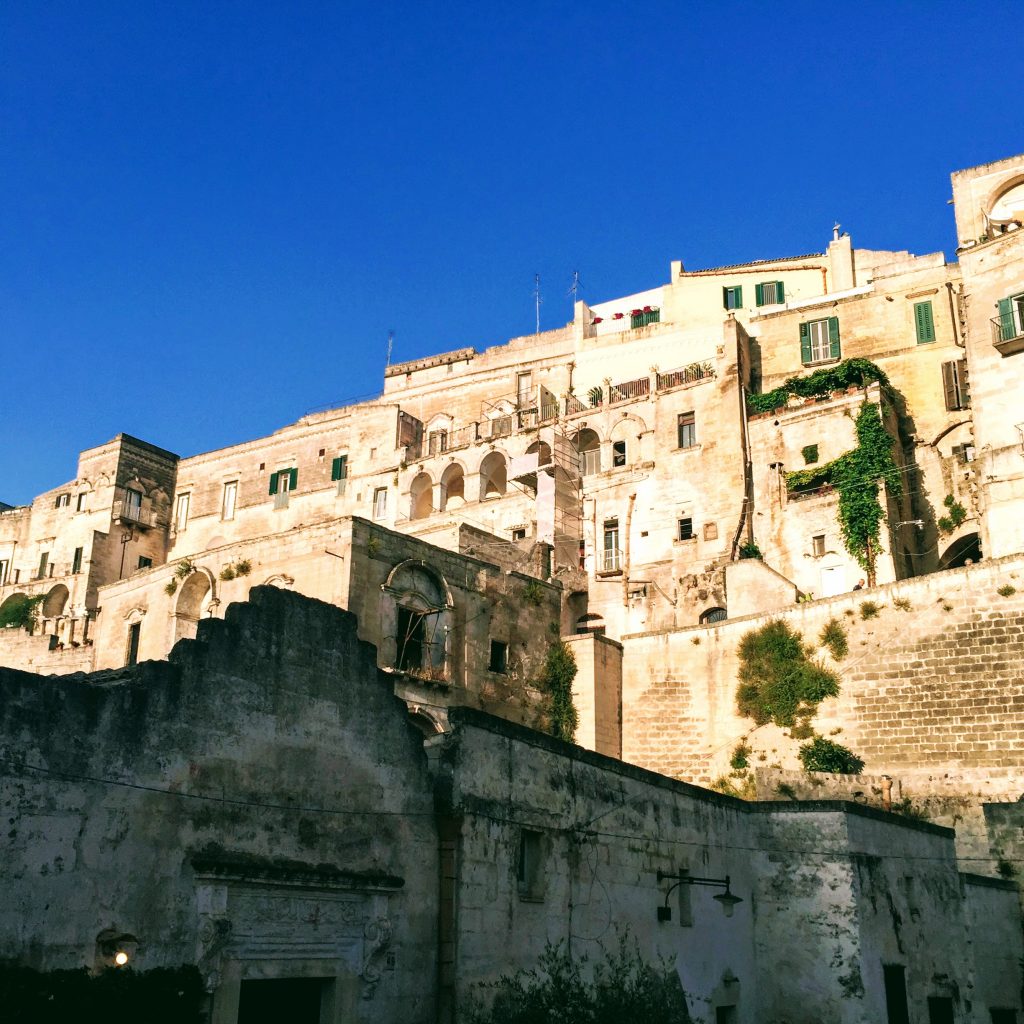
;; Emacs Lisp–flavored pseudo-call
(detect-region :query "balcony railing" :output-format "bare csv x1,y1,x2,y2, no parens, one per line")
609,376,650,404
112,499,155,528
657,361,714,391
992,308,1024,355
565,393,587,416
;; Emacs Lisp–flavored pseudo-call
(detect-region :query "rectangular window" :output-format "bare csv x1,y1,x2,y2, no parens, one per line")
516,371,533,407
990,1010,1018,1024
125,622,141,667
602,519,620,571
803,443,819,464
0,559,8,585
580,447,601,476
395,606,424,672
54,493,70,508
942,358,970,411
76,493,87,511
124,487,143,520
800,317,840,364
677,517,694,541
996,293,1024,343
427,430,448,456
927,997,954,1024
883,965,910,1024
723,286,742,310
175,492,191,530
269,468,297,509
373,487,388,520
755,281,784,306
332,455,349,495
137,556,152,570
612,440,627,467
677,412,696,449
914,300,936,343
71,547,83,574
813,534,826,557
37,551,49,580
517,829,544,900
488,639,508,673
511,527,527,542
221,481,238,521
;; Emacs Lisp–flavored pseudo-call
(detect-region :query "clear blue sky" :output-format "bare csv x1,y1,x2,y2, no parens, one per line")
2,1,1020,503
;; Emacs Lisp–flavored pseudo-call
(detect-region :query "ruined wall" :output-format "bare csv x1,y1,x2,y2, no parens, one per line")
0,587,439,1022
621,556,1024,803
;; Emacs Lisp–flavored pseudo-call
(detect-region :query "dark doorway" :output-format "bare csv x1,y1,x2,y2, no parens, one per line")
125,622,141,667
883,964,910,1024
396,606,425,671
237,978,323,1023
928,996,955,1024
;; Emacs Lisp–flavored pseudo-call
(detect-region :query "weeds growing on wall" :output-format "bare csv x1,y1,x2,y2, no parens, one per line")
464,933,691,1024
819,619,848,660
997,584,1017,598
537,640,578,742
522,579,545,607
730,742,750,770
735,620,839,729
859,600,881,620
163,579,178,596
0,963,205,1024
0,593,44,630
797,737,865,775
174,558,196,579
746,358,891,415
937,494,967,534
710,773,757,800
738,540,762,560
786,402,902,584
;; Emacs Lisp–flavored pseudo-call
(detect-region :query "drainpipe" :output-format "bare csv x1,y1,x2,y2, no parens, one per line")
730,381,755,560
623,492,636,607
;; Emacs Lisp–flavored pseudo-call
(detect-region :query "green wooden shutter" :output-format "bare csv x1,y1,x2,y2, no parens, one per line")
828,317,841,359
289,467,298,490
998,297,1014,341
734,286,742,308
755,283,764,306
914,301,935,343
799,322,812,364
331,457,342,481
775,280,784,303
268,471,279,496
722,287,731,310
942,361,961,410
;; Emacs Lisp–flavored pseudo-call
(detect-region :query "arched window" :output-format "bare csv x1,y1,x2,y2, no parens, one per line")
383,561,452,679
174,571,213,642
440,464,465,510
409,472,433,520
42,584,69,619
699,607,727,624
479,451,507,500
575,429,601,476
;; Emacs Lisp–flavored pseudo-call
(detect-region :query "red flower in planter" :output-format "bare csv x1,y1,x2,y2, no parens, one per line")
643,305,652,312
613,312,624,320
592,317,603,324
630,309,642,316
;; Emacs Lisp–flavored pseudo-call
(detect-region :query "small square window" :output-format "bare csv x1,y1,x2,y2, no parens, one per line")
678,518,695,541
677,412,696,449
517,829,545,900
489,640,508,673
137,556,153,570
723,285,743,310
802,444,819,465
812,534,826,557
318,448,326,458
511,527,527,542
703,522,718,541
612,440,626,467
54,493,70,509
755,281,784,306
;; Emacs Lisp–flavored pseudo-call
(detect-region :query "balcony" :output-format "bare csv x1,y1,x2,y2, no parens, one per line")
112,499,156,529
609,376,650,404
992,307,1024,356
657,361,714,391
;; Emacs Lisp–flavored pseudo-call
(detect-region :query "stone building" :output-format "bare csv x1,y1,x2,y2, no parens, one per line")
2,587,1019,1023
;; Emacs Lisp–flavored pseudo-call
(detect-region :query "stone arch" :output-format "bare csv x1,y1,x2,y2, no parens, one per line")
382,560,453,678
173,569,215,642
407,705,446,737
575,612,605,635
985,174,1024,228
573,427,602,476
42,584,69,619
408,472,434,520
263,574,294,588
0,592,30,629
525,438,552,465
479,450,507,500
700,606,728,624
440,462,466,511
939,532,982,571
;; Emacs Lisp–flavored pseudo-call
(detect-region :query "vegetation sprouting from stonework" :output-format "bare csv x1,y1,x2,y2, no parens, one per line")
464,933,691,1024
537,640,578,742
0,962,205,1023
0,593,44,630
937,494,967,534
798,737,865,775
736,620,839,729
746,358,890,415
786,402,902,583
819,619,849,660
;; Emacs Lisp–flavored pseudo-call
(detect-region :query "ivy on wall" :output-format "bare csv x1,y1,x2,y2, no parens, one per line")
0,593,44,630
746,358,890,415
786,402,902,584
538,640,578,742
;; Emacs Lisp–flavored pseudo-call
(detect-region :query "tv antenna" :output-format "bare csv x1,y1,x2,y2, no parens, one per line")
568,270,583,307
533,273,542,334
386,330,394,368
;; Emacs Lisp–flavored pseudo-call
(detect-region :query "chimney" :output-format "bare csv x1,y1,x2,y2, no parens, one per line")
828,225,855,292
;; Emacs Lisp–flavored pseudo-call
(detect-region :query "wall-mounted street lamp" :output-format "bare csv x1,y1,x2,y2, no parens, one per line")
656,871,743,921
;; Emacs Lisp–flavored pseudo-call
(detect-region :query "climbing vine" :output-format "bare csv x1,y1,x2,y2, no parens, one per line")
746,358,891,414
0,593,44,630
786,402,902,584
537,640,578,742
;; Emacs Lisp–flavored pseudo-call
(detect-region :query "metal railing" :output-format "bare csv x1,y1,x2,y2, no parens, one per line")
609,376,650,404
112,499,154,527
992,308,1024,345
657,362,714,391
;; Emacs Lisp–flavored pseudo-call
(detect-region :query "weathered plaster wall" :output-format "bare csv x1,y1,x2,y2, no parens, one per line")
0,587,439,1022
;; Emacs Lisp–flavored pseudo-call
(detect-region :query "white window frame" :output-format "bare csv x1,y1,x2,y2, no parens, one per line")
807,319,831,364
221,481,238,521
175,492,191,531
373,487,388,520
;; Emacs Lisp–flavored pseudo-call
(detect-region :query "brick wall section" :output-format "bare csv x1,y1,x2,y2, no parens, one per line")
621,554,1024,797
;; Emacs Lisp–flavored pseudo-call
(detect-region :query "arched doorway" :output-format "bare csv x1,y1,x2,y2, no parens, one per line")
174,571,213,643
42,584,69,619
409,472,433,520
382,560,453,679
939,533,982,570
479,451,507,500
440,464,465,510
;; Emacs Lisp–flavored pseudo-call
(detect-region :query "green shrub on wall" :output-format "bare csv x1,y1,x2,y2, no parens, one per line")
0,963,204,1024
746,358,890,415
735,620,839,728
0,593,44,630
538,640,578,742
465,934,691,1024
798,737,865,775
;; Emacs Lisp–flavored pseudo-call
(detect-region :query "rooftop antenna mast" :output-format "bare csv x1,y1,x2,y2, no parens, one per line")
568,270,582,309
533,273,542,334
386,330,394,368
